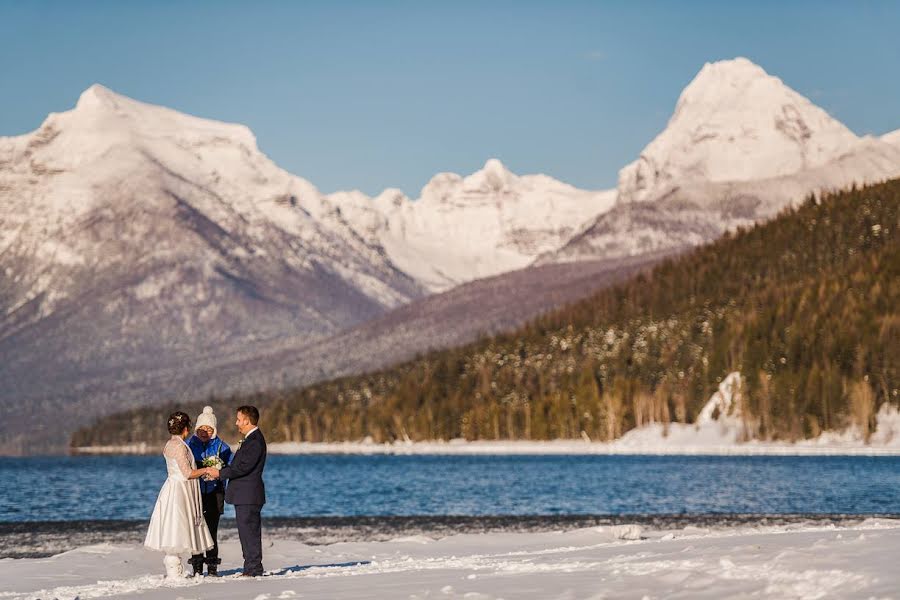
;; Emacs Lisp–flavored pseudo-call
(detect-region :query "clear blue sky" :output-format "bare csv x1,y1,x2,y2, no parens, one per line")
1,1,899,196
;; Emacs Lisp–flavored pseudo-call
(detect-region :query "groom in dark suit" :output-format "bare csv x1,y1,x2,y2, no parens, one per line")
208,405,267,577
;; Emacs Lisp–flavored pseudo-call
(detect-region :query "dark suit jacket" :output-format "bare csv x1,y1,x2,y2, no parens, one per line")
220,428,267,506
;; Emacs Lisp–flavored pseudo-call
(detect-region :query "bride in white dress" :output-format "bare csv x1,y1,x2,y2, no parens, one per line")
144,411,215,578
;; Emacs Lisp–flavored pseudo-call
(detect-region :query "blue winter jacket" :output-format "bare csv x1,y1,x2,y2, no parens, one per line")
187,435,232,495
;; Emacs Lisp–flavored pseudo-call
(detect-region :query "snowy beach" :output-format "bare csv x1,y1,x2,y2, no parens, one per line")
2,519,899,599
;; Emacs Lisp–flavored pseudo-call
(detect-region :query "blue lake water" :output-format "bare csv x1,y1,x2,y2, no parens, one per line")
3,454,899,522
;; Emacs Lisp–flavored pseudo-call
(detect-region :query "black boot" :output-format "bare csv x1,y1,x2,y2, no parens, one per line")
189,556,205,577
206,558,221,577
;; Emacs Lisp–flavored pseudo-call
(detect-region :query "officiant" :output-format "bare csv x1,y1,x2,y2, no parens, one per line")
187,406,233,577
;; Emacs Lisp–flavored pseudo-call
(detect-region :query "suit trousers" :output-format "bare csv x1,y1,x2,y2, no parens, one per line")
234,503,264,575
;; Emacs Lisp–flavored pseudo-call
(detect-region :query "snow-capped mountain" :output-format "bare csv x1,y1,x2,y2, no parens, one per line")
617,57,862,204
544,57,900,263
0,84,431,452
0,84,422,338
320,159,615,292
3,56,899,454
0,85,615,453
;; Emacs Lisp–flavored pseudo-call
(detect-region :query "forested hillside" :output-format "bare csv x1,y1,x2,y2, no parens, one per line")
72,180,900,449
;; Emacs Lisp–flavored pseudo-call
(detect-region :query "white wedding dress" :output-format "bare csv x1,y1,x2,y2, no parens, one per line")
144,436,214,576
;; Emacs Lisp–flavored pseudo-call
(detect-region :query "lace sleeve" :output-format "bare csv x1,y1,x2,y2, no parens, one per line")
164,439,194,478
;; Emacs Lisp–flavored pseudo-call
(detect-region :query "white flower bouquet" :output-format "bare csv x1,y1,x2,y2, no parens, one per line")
201,456,224,469
201,455,224,480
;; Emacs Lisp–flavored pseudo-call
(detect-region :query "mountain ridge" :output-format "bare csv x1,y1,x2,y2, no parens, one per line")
71,178,900,449
540,57,900,265
4,57,900,454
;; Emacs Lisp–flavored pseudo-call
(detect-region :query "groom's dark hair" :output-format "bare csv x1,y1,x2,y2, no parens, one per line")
237,405,260,425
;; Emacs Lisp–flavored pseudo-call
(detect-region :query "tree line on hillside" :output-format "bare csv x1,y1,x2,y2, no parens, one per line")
71,180,900,449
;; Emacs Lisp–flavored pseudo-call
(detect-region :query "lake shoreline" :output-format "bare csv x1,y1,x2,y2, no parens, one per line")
3,514,898,559
70,438,900,457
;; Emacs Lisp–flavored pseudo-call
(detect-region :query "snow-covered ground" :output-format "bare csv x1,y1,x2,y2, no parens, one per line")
2,520,899,599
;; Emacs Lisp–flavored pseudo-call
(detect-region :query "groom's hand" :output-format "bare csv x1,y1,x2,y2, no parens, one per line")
207,468,220,479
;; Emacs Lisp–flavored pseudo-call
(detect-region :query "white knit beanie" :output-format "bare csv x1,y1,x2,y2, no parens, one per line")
195,406,217,437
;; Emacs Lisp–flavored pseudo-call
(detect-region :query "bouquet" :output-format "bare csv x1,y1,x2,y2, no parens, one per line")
201,455,224,480
201,456,224,469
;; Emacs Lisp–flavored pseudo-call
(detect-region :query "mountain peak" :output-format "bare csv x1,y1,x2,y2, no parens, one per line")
617,57,860,203
75,83,125,112
462,158,516,192
672,57,786,120
374,187,410,208
47,84,259,153
693,57,768,82
482,157,509,175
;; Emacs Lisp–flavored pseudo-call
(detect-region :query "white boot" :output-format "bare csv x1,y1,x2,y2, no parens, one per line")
164,554,184,579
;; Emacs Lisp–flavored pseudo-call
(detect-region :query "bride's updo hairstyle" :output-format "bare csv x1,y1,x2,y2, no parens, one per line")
167,411,191,435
